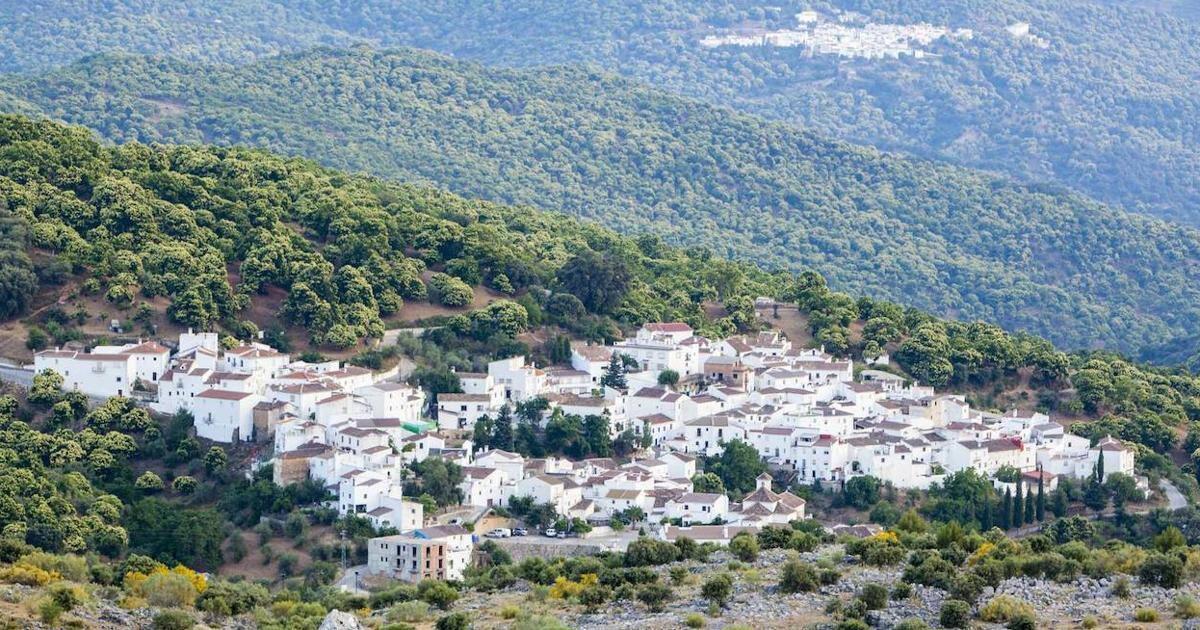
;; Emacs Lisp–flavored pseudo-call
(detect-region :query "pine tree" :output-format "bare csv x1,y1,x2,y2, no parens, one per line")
1015,482,1025,526
601,353,627,389
1035,470,1046,522
491,404,514,451
1001,488,1013,529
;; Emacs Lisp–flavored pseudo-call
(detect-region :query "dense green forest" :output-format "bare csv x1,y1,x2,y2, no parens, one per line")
2,0,1198,230
4,48,1200,363
6,115,1200,616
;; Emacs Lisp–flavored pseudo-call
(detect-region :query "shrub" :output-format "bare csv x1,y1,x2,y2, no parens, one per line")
625,538,680,567
979,595,1035,623
891,581,912,600
1134,608,1159,622
893,620,930,630
669,565,690,585
683,612,706,628
1177,594,1200,619
635,583,673,612
1110,575,1131,598
47,582,86,611
1082,615,1099,629
435,612,471,630
37,598,64,625
845,531,905,565
21,551,89,581
729,533,759,562
417,579,459,610
860,583,888,610
779,557,818,593
940,599,971,628
818,567,841,585
0,562,59,586
371,584,418,609
701,573,733,608
578,583,611,612
151,610,195,630
1006,612,1037,630
388,601,432,623
1140,552,1184,588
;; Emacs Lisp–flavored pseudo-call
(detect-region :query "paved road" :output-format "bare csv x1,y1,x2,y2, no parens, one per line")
336,564,368,594
1161,478,1188,511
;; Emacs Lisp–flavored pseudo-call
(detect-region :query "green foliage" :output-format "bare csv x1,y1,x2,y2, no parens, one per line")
703,440,766,497
728,533,759,563
635,582,673,612
700,572,732,608
8,45,1200,358
939,599,972,628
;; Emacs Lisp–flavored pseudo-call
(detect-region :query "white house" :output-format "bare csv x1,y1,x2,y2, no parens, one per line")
436,393,493,430
459,466,510,508
514,474,583,516
356,382,426,423
34,349,137,398
192,388,260,442
571,344,613,386
665,492,730,524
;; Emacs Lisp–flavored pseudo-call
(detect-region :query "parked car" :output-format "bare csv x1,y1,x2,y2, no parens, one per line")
512,528,528,537
448,517,463,526
485,528,511,538
543,528,558,537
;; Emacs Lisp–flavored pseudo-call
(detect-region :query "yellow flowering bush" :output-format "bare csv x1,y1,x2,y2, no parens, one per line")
124,565,208,608
0,562,60,586
548,573,599,599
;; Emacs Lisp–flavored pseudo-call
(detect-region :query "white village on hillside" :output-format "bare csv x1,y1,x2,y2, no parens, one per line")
698,10,976,59
32,314,1135,583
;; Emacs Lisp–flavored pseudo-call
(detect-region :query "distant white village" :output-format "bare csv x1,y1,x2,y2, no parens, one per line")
33,318,1133,583
698,10,976,59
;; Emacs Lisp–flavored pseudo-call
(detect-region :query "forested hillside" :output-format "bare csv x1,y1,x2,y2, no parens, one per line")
4,115,1200,577
5,48,1200,362
2,0,1198,228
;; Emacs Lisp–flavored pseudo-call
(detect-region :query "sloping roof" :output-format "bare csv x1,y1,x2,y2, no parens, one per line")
196,389,253,401
645,322,692,333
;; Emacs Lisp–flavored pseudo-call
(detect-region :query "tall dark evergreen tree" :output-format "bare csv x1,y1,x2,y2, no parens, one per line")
601,353,627,389
980,497,993,530
1095,452,1105,483
1024,481,1035,524
1051,488,1068,518
491,405,514,451
1035,469,1046,522
1015,482,1025,526
1001,488,1013,529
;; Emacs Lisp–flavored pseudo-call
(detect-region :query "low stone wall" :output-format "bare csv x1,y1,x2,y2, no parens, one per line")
491,539,610,562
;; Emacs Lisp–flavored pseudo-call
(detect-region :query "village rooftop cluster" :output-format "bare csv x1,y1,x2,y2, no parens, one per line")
33,320,1133,583
698,10,975,59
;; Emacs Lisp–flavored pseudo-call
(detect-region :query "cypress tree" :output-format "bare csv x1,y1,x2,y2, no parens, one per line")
1052,488,1068,518
1095,451,1105,483
1001,488,1013,529
980,497,993,530
1015,482,1025,526
1035,471,1046,522
1024,480,1035,524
